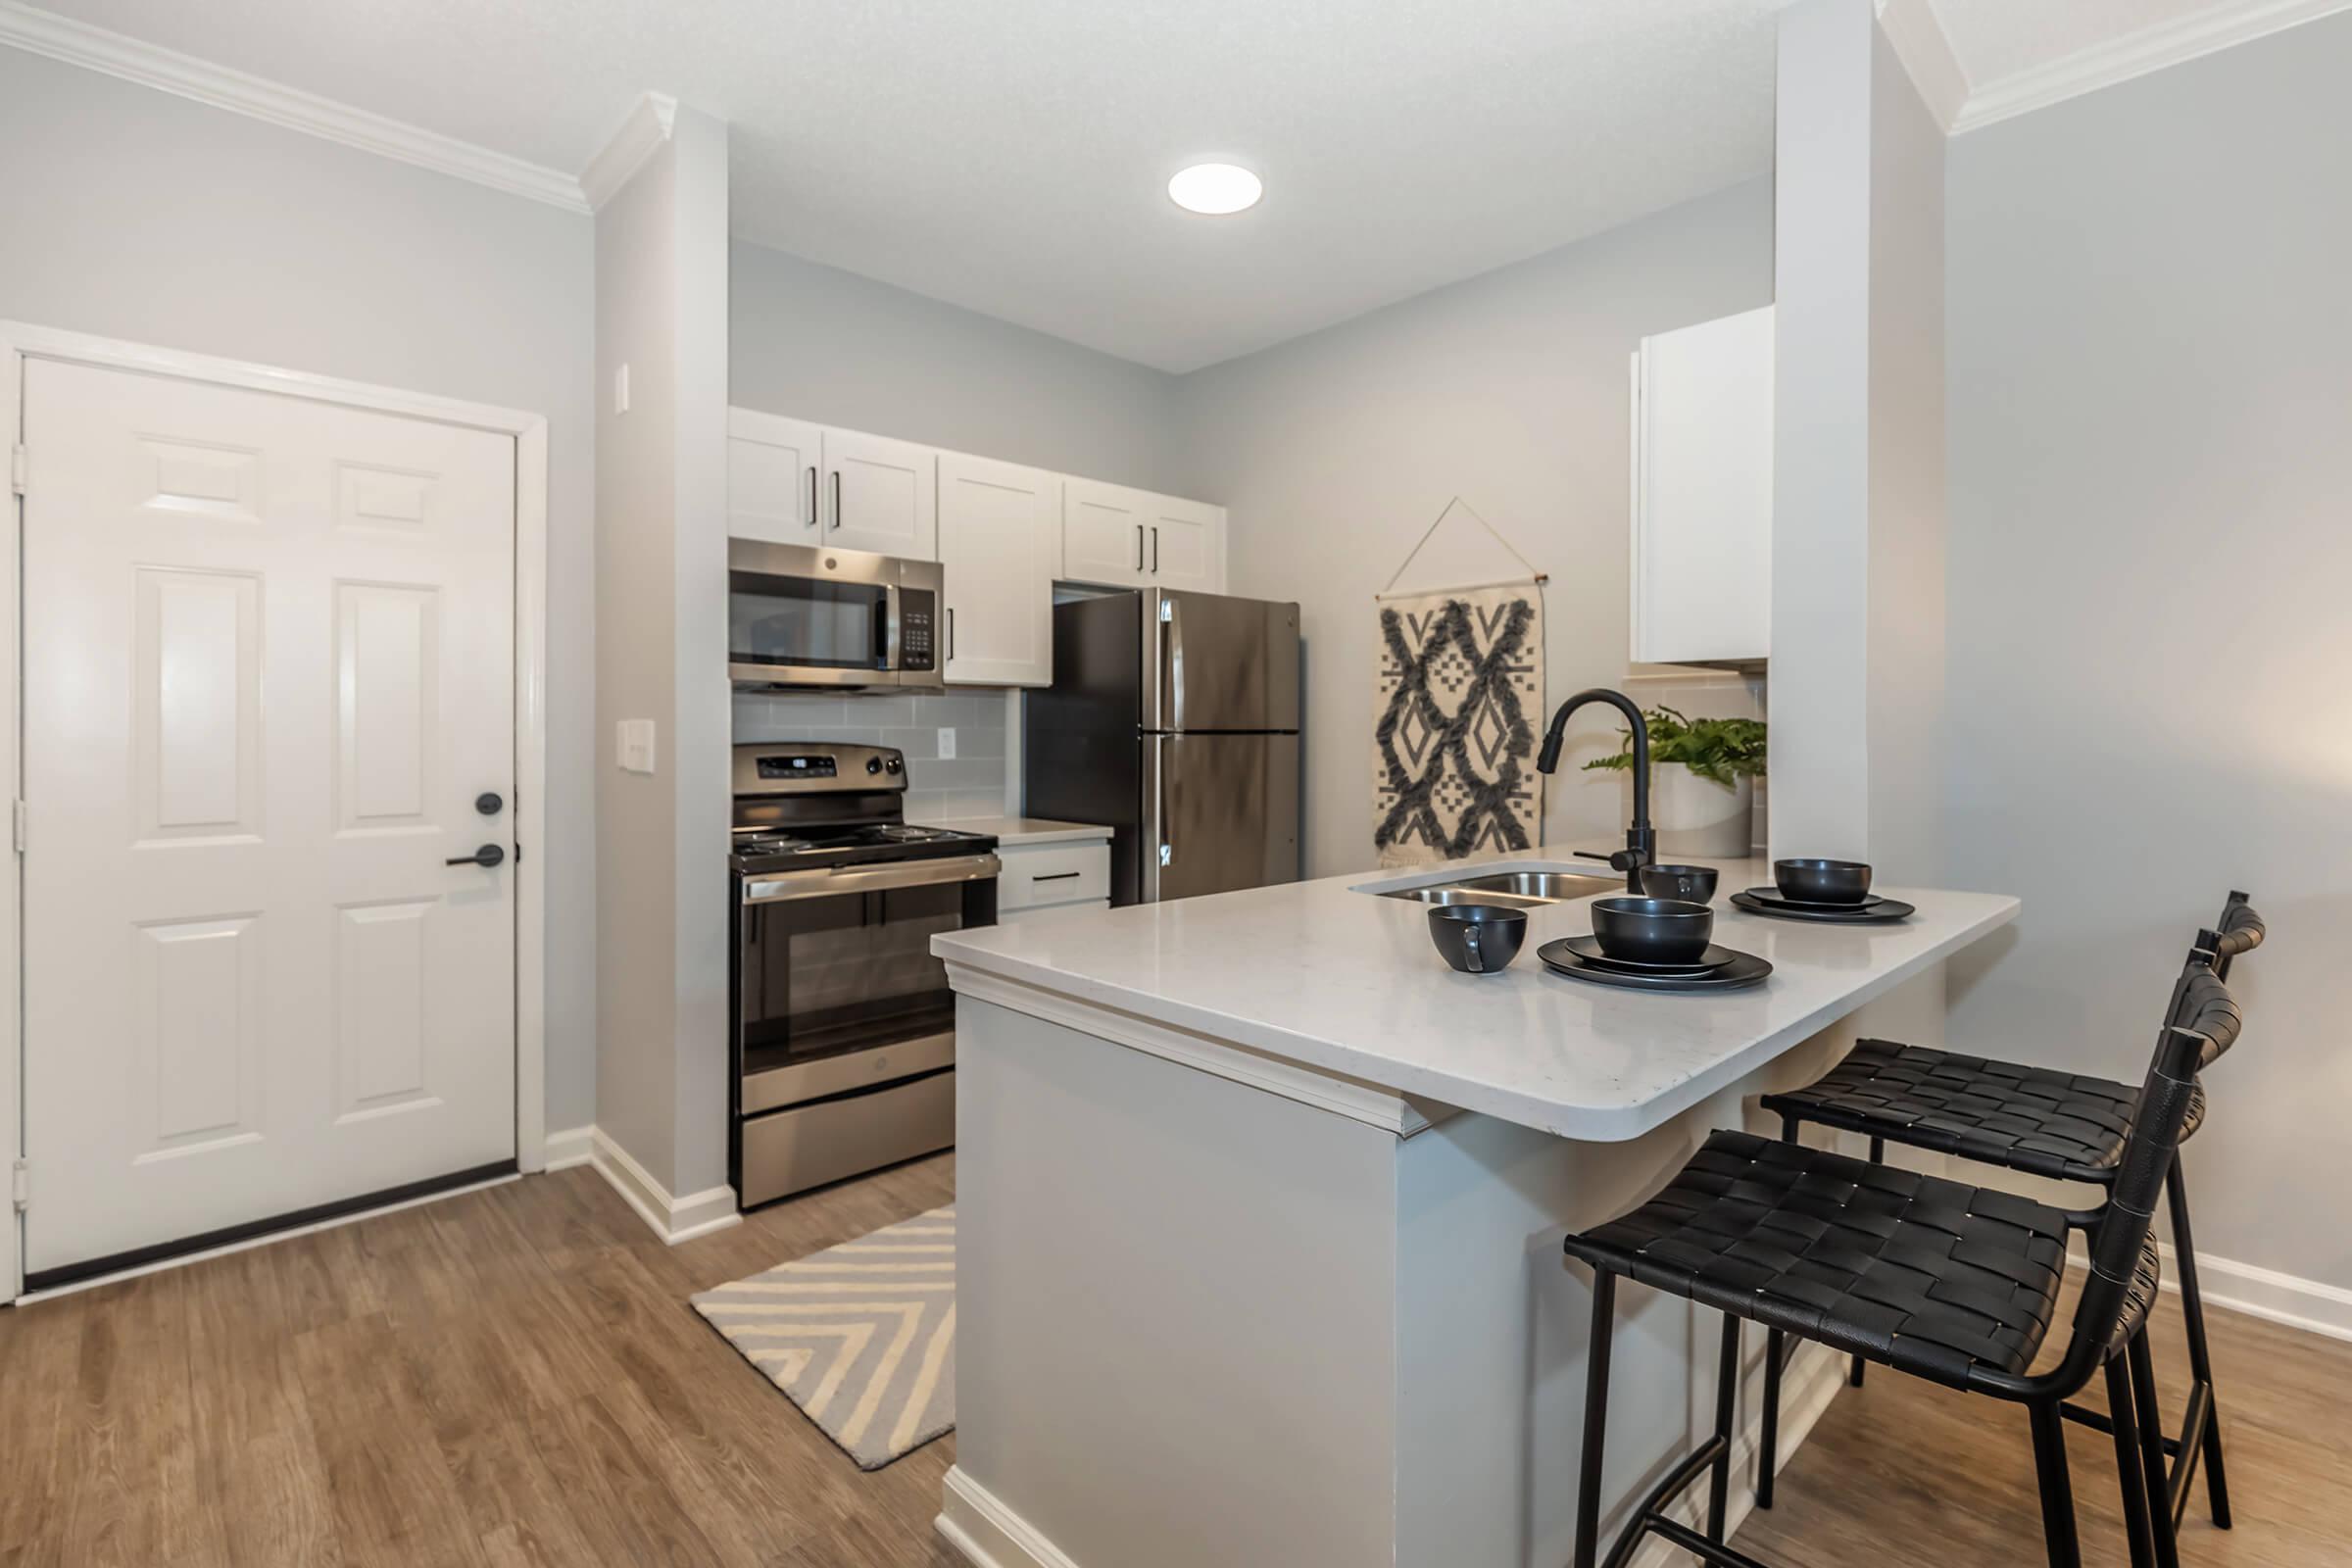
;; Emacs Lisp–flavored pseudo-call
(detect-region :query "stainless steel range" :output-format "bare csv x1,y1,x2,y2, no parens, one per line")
729,742,998,1207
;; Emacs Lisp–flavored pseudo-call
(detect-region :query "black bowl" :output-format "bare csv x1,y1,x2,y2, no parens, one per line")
1773,858,1874,905
1428,904,1529,974
1590,896,1715,965
1637,863,1720,904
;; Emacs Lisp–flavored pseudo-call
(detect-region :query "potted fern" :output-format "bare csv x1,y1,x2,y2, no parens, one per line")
1584,706,1766,858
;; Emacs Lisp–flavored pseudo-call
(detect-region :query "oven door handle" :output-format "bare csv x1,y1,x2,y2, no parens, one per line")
742,852,1001,905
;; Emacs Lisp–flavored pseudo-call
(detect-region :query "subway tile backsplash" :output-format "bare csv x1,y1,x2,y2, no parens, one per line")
733,688,1011,823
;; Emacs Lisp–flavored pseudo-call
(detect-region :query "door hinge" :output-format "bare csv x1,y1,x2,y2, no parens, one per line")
9,444,24,496
10,1160,25,1213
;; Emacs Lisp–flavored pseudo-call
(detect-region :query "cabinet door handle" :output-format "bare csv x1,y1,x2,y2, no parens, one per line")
1152,526,1159,573
1031,870,1080,883
806,465,818,529
947,607,956,662
831,469,843,529
1134,523,1144,571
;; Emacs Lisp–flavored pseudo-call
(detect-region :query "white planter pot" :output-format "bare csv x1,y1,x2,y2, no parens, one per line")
1629,765,1754,858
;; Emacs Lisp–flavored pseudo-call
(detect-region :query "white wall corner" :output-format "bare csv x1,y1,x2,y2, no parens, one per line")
584,1126,743,1246
0,0,590,212
1951,0,2352,134
543,1124,598,1171
581,90,680,211
1876,0,1970,133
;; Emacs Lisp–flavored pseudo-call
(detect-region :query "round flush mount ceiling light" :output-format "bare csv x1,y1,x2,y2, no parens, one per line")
1167,163,1262,216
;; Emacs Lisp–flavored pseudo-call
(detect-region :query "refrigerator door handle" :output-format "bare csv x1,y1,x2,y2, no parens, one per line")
1155,736,1172,871
1161,595,1184,732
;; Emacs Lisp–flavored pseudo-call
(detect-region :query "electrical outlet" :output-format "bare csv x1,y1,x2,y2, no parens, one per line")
937,728,956,760
616,718,657,774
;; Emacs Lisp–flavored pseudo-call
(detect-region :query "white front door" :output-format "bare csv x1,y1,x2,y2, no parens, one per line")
20,357,517,1279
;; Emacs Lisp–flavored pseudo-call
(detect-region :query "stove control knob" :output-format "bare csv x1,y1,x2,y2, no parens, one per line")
885,756,904,775
865,756,883,775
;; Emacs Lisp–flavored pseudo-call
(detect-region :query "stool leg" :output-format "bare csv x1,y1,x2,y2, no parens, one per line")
1707,1313,1740,1543
2029,1397,2082,1568
2129,1328,2183,1568
1757,1328,1784,1508
1573,1271,1618,1568
2165,1160,2232,1528
2105,1353,2158,1568
1849,1135,1886,1391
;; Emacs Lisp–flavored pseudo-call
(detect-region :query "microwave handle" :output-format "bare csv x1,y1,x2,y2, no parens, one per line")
881,583,903,670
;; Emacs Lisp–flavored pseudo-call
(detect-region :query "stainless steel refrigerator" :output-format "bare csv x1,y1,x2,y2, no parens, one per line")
1025,588,1301,906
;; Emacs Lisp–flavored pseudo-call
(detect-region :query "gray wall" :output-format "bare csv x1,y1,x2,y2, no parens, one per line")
1944,15,2352,1293
594,111,737,1202
0,45,600,1133
1172,179,1775,879
732,240,1182,494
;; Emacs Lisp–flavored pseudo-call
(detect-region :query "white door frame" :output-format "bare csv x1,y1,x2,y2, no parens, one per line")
0,321,553,1303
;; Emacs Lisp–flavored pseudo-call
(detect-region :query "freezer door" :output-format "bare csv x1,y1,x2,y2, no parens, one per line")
1143,733,1301,902
1144,590,1301,733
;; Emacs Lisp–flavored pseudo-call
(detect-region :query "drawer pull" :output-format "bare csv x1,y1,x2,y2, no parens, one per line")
1031,870,1081,882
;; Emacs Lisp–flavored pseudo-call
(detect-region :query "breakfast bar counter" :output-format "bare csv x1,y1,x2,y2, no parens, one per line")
930,850,2018,1568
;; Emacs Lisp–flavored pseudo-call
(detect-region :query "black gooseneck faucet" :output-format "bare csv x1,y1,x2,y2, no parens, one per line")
1535,688,1655,893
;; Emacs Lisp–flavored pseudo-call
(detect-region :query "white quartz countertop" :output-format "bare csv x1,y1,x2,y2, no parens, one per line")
932,815,1114,847
933,848,2018,1142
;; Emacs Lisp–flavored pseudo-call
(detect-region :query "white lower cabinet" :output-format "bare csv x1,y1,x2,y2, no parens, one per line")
996,838,1112,914
939,454,1058,687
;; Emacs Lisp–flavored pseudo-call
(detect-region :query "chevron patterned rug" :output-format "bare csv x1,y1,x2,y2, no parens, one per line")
691,1206,956,1470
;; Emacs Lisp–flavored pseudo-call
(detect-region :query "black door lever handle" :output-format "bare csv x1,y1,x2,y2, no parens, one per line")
446,844,506,868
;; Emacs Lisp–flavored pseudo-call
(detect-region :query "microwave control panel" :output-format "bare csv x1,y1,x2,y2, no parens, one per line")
898,588,937,671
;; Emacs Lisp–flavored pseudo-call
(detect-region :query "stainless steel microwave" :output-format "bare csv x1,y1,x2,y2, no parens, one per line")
728,538,945,691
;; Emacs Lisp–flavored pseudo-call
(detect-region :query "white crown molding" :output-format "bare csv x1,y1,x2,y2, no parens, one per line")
1951,0,2352,134
582,91,679,211
0,0,591,212
1877,0,1970,134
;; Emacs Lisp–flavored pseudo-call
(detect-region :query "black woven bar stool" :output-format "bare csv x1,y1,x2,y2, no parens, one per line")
1755,893,2262,1532
1562,960,2237,1568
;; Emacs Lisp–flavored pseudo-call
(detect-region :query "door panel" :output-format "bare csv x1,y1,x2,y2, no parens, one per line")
1143,494,1222,593
1147,591,1302,733
823,427,937,560
22,357,517,1276
1061,478,1146,587
1147,733,1301,903
939,453,1056,686
728,407,821,545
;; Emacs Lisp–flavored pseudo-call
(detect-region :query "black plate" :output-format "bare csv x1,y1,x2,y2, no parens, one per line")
1741,886,1896,912
1557,935,1740,975
1730,891,1916,923
1538,940,1772,992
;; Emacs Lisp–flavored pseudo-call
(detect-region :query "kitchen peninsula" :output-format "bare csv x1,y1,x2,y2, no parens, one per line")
931,850,2018,1568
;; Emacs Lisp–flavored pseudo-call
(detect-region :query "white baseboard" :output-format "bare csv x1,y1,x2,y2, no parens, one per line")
543,1124,597,1171
937,1467,1086,1568
932,1344,1851,1568
2069,1238,2352,1345
573,1125,743,1247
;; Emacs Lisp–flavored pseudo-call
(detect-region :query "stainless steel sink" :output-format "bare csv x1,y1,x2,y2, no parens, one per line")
1369,863,1622,906
1449,870,1622,902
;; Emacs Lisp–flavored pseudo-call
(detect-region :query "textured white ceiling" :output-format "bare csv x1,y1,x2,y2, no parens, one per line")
25,0,2271,370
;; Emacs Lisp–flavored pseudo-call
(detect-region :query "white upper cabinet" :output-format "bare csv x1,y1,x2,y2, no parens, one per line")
1062,478,1150,585
939,453,1059,687
1139,492,1223,593
1630,304,1773,665
727,408,823,545
1061,478,1226,593
823,427,938,560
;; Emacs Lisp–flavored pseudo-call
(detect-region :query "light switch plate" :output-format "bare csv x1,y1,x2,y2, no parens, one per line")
937,727,956,760
613,363,631,415
616,718,657,774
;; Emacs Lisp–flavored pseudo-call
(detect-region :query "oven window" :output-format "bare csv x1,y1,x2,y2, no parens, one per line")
729,573,887,670
740,882,968,1075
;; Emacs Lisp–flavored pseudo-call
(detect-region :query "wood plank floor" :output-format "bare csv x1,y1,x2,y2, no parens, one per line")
0,1155,2344,1566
